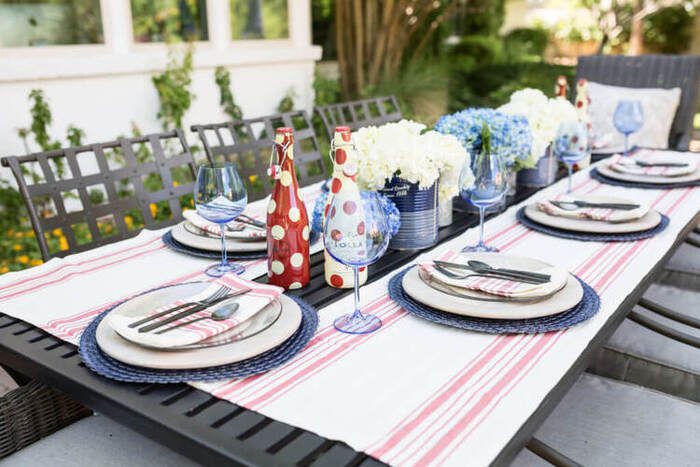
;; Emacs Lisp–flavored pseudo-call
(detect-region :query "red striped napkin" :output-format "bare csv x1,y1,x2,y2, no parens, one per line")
183,210,266,240
418,262,553,298
608,151,696,177
108,276,283,349
536,200,616,222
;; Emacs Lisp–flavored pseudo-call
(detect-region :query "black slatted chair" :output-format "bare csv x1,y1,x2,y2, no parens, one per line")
191,110,327,202
577,54,700,150
0,130,197,458
1,130,196,261
314,95,403,140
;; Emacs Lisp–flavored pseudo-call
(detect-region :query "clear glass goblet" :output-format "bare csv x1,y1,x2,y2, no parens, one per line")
554,121,589,195
459,149,507,252
613,100,644,156
324,192,391,334
195,163,248,277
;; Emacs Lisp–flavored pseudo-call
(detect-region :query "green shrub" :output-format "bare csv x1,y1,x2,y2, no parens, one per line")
644,6,694,54
504,28,549,59
450,61,575,110
449,35,504,68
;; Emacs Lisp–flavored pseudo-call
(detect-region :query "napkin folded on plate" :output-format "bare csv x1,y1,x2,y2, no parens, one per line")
108,276,283,349
418,262,561,299
608,151,696,177
535,199,649,223
183,210,266,240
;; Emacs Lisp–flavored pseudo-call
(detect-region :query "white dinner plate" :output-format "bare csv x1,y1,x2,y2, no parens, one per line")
96,287,301,369
171,222,267,252
403,254,583,320
524,199,662,234
597,163,700,185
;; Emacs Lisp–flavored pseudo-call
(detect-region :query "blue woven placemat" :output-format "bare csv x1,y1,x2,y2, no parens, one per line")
516,207,669,242
78,286,318,383
590,168,700,189
388,266,599,334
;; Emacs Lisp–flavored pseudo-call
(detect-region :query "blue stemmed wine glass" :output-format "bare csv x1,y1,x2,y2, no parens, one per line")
195,163,248,277
613,100,643,156
459,148,507,252
324,192,391,334
554,121,589,194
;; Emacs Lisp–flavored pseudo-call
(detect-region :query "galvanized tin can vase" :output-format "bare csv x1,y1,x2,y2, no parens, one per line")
379,176,438,250
516,146,558,188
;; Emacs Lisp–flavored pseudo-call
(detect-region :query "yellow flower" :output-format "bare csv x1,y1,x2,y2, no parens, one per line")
52,228,62,237
30,259,43,266
14,231,23,239
26,231,35,238
150,203,157,217
0,266,8,274
104,224,112,233
59,237,69,251
7,229,13,236
17,255,29,265
173,181,180,187
124,215,134,228
12,244,22,251
189,199,194,207
249,174,258,183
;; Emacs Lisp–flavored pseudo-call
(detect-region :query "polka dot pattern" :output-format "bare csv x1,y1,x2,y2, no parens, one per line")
330,274,343,287
267,129,310,289
271,225,285,240
271,260,285,275
289,207,300,222
280,171,292,187
290,253,304,268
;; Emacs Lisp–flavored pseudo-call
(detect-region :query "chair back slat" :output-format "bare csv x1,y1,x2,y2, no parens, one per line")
314,95,403,140
1,130,196,260
577,54,700,150
191,110,327,202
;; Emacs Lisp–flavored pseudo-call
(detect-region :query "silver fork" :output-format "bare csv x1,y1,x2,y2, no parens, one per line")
128,285,229,328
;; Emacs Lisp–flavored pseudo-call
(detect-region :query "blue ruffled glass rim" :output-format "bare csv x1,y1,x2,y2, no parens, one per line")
388,266,600,334
78,284,318,383
516,207,669,242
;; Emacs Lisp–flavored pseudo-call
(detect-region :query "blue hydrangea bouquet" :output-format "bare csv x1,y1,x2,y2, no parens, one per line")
434,108,533,171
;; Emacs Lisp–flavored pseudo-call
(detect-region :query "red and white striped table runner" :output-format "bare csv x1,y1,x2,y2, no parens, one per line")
0,165,697,466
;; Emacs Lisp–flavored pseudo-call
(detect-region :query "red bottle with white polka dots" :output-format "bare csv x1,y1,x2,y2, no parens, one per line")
323,126,368,288
266,127,310,289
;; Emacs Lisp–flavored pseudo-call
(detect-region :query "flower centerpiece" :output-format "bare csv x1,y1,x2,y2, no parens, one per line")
352,119,471,249
497,88,578,187
434,108,532,196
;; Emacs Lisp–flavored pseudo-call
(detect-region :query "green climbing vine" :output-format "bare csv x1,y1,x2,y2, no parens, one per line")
214,66,243,120
152,46,195,130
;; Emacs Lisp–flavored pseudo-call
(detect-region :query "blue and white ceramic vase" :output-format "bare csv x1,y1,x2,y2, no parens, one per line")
379,176,438,250
516,145,558,188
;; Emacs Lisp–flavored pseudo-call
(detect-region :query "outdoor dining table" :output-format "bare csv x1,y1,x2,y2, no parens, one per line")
0,157,698,467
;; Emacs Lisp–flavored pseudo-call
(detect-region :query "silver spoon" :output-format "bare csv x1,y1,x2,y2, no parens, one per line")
155,302,240,334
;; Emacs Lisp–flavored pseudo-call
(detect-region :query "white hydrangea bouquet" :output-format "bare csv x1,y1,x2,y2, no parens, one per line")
497,88,578,169
352,119,472,200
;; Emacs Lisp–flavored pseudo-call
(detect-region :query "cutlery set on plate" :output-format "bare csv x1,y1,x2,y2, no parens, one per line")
596,150,700,186
96,278,303,369
401,252,583,320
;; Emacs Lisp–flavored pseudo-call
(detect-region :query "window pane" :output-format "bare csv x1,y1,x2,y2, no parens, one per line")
131,0,208,43
0,0,103,47
231,0,288,40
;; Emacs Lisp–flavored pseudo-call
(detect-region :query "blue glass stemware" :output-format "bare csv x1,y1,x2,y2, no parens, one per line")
324,192,391,334
459,149,507,252
554,121,589,194
613,100,644,156
195,163,248,277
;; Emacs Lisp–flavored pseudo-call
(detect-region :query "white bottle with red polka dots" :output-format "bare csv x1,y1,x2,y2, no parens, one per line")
323,126,368,288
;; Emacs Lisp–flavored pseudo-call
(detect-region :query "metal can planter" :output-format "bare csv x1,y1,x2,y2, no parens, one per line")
516,146,559,188
379,176,438,250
